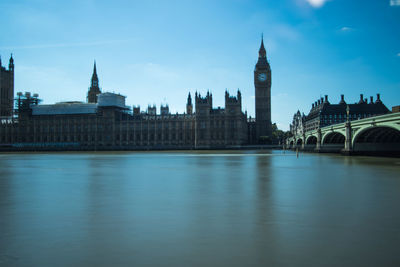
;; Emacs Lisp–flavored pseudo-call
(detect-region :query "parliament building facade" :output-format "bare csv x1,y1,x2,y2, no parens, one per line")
0,40,272,150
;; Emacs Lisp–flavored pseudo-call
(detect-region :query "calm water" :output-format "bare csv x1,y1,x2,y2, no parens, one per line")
0,150,399,266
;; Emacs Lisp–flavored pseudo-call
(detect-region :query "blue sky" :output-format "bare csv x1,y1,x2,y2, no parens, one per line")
0,0,399,130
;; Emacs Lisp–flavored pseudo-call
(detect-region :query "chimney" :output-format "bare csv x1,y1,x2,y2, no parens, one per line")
376,93,381,103
321,97,324,103
358,94,364,104
312,103,315,108
324,95,329,104
318,99,321,105
370,96,373,104
339,94,346,104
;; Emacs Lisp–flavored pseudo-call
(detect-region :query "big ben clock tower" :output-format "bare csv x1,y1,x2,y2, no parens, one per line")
254,36,272,142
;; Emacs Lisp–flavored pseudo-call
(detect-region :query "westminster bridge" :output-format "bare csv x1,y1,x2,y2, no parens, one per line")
286,112,400,155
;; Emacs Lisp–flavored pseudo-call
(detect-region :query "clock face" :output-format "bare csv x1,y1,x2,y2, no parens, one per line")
258,73,267,82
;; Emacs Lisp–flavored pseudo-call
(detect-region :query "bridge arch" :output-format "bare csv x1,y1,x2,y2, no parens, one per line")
352,126,400,153
296,138,303,146
322,132,345,145
320,131,345,152
352,125,400,144
289,140,294,148
306,135,317,145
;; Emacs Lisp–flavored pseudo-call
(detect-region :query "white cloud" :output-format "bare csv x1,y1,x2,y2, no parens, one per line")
390,0,400,6
397,52,400,57
340,27,352,32
306,0,330,8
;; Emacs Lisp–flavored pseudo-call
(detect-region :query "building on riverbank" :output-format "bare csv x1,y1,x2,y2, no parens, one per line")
0,54,14,118
0,39,273,150
286,94,400,156
0,89,247,150
290,111,305,138
290,94,390,136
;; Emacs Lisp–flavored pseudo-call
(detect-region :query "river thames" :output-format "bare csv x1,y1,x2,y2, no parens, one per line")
0,150,399,266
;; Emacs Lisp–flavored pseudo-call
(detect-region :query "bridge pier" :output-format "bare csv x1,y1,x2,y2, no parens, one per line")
315,129,322,152
342,121,353,155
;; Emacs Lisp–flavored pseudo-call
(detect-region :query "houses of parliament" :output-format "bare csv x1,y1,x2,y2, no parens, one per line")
0,40,272,150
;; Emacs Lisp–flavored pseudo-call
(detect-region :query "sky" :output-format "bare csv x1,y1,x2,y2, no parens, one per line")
0,0,399,131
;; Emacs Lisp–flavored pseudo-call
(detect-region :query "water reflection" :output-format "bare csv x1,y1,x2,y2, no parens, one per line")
252,154,280,265
0,158,16,264
0,151,399,266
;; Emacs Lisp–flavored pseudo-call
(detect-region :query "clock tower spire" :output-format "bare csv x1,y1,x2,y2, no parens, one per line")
87,60,101,103
259,34,266,58
254,36,272,143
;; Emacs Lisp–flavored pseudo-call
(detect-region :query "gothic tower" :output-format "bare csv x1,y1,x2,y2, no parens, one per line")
195,91,212,147
0,54,15,117
186,92,193,114
87,61,101,103
254,36,272,142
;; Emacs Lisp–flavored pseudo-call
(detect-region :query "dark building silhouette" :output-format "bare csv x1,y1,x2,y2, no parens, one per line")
0,54,14,117
1,89,246,150
254,36,272,142
87,61,101,103
0,64,249,150
194,90,247,147
0,40,273,150
290,94,390,135
186,93,193,115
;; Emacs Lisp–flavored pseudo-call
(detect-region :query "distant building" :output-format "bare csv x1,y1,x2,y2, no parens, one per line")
1,89,247,150
0,39,272,150
186,93,193,115
160,105,169,115
0,54,14,117
87,61,101,103
290,110,305,137
392,106,400,113
194,90,247,147
290,94,390,135
254,37,272,141
147,105,156,115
